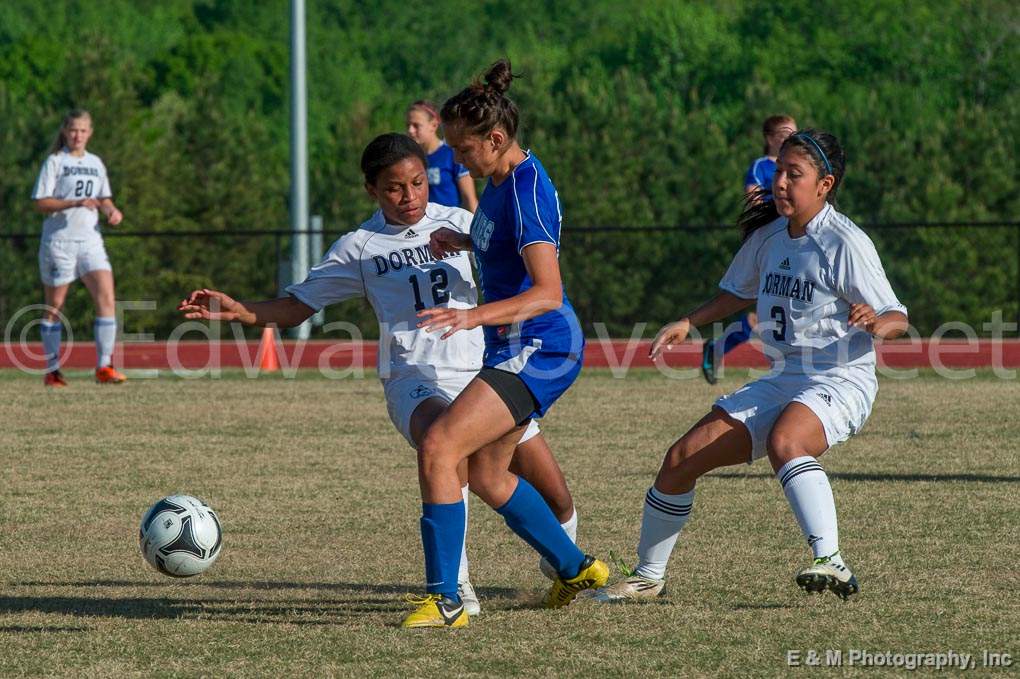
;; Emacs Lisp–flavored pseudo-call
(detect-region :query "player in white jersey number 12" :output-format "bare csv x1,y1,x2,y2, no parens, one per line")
594,129,908,603
178,134,579,615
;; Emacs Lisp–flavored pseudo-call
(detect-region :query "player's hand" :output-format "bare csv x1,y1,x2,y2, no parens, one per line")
178,289,246,322
106,208,123,226
429,228,470,259
649,318,691,359
79,198,100,210
417,307,478,340
848,303,877,333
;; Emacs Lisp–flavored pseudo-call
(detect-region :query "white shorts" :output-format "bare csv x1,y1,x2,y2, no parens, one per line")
39,237,112,286
384,372,540,448
714,373,874,462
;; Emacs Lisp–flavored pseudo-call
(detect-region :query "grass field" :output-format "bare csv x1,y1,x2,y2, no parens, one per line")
1,368,1017,677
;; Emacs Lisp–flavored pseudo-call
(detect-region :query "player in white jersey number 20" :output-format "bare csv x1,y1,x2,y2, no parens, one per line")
594,129,908,604
32,109,127,386
178,134,579,615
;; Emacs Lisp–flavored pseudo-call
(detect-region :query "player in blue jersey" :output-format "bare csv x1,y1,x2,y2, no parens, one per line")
702,115,797,384
399,59,608,628
406,100,478,211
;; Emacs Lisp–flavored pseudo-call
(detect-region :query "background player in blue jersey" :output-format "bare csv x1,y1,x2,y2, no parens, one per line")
399,59,608,628
406,99,478,211
702,114,797,383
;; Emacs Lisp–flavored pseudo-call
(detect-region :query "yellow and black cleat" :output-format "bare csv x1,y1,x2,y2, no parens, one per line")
543,555,610,608
400,593,468,629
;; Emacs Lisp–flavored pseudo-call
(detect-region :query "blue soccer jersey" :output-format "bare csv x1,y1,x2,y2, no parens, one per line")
469,152,583,416
426,142,470,208
745,156,777,200
470,152,581,350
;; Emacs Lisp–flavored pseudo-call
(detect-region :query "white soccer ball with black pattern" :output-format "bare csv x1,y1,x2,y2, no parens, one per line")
139,495,222,577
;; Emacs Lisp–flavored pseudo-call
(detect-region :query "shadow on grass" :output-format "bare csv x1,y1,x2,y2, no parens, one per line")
10,580,521,598
709,472,1020,483
0,625,88,633
0,594,409,622
1,580,536,622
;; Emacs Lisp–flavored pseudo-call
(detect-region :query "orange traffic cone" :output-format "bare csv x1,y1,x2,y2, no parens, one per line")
259,325,280,372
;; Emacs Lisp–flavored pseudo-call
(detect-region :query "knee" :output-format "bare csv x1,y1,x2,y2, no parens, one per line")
417,428,458,478
466,464,496,503
656,437,702,489
96,294,116,314
660,437,698,473
766,427,808,465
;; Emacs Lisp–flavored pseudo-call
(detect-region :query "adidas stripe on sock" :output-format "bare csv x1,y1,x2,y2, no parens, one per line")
777,456,842,564
634,487,694,581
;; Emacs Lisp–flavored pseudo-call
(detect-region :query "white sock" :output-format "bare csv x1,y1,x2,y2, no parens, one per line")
560,508,578,543
40,321,62,371
94,317,117,368
634,487,694,581
777,456,843,565
458,484,470,584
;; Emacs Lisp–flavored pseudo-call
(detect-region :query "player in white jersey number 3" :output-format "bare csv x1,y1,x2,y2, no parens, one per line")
178,134,579,615
595,129,908,603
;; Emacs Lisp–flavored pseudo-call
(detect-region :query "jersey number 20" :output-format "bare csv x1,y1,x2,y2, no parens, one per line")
409,270,450,311
74,179,94,197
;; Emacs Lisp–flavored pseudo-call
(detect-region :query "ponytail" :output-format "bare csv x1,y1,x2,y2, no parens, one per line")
441,58,521,139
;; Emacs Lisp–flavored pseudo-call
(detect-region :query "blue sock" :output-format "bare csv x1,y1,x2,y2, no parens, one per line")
496,477,585,578
40,321,62,371
420,501,464,601
721,314,753,356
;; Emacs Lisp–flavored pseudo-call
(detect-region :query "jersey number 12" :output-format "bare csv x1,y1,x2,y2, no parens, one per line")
409,269,450,311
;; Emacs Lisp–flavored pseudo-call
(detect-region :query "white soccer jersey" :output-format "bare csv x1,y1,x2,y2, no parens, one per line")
286,202,484,383
32,150,113,240
719,203,907,391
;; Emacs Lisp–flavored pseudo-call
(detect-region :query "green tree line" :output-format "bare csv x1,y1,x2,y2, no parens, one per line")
1,0,1017,339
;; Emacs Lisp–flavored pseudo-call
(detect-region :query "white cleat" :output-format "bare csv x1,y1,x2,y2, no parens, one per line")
457,580,481,616
796,557,859,600
591,575,665,603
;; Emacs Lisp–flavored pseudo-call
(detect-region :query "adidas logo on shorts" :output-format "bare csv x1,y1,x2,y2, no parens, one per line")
409,384,435,399
819,393,832,406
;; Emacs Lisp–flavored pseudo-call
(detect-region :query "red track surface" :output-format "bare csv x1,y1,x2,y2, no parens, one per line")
4,339,1018,372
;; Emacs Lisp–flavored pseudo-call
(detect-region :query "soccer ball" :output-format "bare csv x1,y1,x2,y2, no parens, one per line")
139,495,222,577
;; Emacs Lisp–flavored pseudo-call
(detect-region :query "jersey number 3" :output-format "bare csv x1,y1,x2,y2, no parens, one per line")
409,269,450,311
770,305,787,341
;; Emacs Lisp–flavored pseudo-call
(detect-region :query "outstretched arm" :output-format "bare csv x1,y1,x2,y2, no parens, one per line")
649,292,755,358
178,289,315,328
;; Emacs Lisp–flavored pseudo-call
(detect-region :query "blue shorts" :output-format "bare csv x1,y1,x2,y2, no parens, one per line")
482,337,583,418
